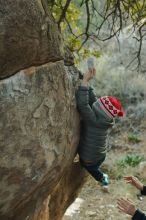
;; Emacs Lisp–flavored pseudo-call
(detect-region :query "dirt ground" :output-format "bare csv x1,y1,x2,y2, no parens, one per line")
63,124,146,220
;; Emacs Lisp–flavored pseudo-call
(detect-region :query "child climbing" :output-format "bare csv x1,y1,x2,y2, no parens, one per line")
76,67,124,188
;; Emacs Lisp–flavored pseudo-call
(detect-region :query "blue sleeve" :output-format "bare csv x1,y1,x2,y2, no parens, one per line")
132,209,146,220
141,186,146,196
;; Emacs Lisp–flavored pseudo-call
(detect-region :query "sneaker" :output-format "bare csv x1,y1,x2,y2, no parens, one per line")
101,173,109,186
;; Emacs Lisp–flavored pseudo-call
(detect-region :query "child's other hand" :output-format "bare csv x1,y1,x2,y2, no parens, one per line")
123,176,144,191
117,198,136,216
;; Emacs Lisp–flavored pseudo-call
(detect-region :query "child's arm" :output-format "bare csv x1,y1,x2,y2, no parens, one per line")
81,67,97,106
76,69,97,122
89,87,97,107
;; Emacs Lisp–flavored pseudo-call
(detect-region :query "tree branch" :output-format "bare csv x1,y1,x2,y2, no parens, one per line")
58,0,72,28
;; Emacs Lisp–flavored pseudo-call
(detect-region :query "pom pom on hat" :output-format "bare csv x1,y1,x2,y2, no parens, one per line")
97,96,124,119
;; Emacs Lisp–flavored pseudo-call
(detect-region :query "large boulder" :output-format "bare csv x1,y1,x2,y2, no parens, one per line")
0,61,86,220
0,1,86,219
0,0,63,79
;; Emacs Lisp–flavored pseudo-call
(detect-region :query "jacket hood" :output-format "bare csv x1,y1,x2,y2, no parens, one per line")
92,101,114,127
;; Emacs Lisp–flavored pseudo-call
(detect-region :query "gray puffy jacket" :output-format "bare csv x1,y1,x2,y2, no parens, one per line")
76,86,113,164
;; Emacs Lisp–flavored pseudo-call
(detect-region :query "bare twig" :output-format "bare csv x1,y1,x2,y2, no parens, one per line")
52,0,146,66
58,0,72,27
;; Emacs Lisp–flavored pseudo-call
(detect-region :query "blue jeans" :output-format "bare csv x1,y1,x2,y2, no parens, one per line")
80,159,104,182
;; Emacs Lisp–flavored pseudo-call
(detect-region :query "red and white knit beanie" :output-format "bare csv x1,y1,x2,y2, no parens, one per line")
97,96,124,119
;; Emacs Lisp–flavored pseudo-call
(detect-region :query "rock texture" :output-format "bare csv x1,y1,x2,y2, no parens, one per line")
0,61,87,220
0,1,86,220
0,0,63,79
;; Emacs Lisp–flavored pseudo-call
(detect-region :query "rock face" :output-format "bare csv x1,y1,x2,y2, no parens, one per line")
0,0,63,79
0,1,86,220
